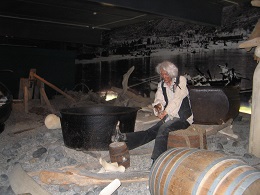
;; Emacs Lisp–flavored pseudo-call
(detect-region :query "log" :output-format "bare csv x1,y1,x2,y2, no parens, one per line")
112,66,153,107
44,114,61,129
205,118,233,136
122,66,134,94
59,167,149,180
111,86,152,106
218,125,239,140
38,170,148,186
239,37,260,49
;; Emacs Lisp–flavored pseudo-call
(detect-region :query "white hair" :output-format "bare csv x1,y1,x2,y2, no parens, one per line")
155,61,178,78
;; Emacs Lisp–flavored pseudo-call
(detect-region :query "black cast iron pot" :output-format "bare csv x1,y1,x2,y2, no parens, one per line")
60,105,140,151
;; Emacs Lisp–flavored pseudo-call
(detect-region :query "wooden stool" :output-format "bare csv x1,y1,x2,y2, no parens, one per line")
167,125,207,149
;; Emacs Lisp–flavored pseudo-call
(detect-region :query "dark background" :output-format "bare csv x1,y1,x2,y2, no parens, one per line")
0,45,76,99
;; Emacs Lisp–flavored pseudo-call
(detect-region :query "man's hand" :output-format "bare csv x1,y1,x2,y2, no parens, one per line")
154,103,163,113
158,110,167,119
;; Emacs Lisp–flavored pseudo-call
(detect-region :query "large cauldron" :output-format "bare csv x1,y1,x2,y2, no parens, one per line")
0,82,13,133
60,105,140,151
189,86,240,125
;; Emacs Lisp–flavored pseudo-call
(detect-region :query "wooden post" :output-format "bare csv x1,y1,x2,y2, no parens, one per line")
249,46,260,157
18,78,24,100
39,82,55,114
22,78,29,113
33,79,40,100
37,80,44,105
29,69,36,80
239,17,260,157
28,69,37,100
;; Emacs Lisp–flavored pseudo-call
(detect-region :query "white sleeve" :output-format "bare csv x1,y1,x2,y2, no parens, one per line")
152,81,166,116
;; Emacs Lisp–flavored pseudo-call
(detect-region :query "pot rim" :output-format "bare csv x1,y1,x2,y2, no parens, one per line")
60,105,140,116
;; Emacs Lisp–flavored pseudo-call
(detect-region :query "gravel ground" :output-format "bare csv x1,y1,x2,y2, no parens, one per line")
0,100,260,195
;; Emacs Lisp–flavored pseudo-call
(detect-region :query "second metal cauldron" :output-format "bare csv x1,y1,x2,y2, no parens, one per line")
189,86,240,125
60,105,140,151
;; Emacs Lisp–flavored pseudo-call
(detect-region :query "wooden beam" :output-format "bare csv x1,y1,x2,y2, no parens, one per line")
239,37,260,48
92,0,224,26
32,72,76,102
0,17,103,45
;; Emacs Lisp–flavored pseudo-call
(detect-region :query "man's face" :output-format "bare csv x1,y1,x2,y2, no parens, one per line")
160,69,172,84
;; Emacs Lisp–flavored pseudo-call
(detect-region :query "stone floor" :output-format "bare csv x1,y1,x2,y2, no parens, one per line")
0,99,259,195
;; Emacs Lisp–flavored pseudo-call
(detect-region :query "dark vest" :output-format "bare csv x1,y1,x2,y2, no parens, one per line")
161,76,192,121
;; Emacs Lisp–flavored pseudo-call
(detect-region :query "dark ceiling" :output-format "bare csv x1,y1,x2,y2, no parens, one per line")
0,0,251,48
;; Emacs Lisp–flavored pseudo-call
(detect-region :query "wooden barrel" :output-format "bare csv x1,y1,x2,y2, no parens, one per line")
167,125,207,149
149,148,260,195
109,142,130,168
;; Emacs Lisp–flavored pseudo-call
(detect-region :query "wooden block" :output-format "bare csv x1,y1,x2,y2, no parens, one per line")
167,124,207,149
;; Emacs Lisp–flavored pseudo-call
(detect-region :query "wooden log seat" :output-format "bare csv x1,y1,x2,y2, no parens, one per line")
167,124,207,149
